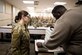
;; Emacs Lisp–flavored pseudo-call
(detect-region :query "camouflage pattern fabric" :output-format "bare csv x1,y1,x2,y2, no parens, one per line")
11,23,30,55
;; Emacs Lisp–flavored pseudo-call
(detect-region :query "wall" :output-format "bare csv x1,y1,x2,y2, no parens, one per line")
12,6,20,23
0,0,4,13
65,0,78,10
0,0,12,26
0,13,11,26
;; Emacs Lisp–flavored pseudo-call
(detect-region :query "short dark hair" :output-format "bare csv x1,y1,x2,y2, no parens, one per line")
52,5,67,19
76,0,82,5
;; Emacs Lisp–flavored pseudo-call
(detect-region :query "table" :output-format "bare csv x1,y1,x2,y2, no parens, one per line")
0,26,49,34
0,26,50,40
35,40,64,55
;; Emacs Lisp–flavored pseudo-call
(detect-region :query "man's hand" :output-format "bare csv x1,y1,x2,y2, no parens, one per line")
37,42,43,48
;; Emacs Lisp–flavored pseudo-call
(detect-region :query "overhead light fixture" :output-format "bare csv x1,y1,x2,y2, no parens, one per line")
43,7,53,12
27,7,34,9
23,1,34,4
27,7,34,12
46,7,53,10
54,2,66,5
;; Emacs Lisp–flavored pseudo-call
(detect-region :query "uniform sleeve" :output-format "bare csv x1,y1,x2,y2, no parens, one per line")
11,27,22,49
43,19,72,50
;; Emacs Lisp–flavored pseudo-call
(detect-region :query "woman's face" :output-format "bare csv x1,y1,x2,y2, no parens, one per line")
23,16,31,24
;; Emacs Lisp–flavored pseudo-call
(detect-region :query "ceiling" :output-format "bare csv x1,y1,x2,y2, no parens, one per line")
4,0,77,13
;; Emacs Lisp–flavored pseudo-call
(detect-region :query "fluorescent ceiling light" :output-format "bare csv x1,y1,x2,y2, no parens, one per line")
43,7,53,12
27,7,34,12
23,1,34,4
46,7,53,10
27,7,34,9
54,2,66,5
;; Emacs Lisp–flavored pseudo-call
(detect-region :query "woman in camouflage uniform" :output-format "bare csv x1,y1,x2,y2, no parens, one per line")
11,10,31,55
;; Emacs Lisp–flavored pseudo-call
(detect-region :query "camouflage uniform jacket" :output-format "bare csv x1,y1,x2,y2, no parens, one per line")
11,23,30,55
